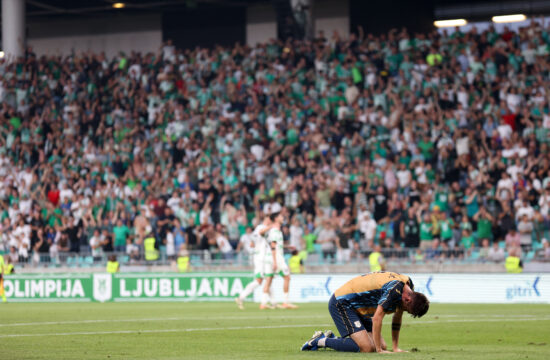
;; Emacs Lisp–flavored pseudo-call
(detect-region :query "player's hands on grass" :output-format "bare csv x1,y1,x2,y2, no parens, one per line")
377,349,393,354
393,348,408,353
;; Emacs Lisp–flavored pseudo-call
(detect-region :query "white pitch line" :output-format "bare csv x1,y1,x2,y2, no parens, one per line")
2,317,550,338
413,317,550,325
0,323,331,338
427,314,543,318
1,314,546,328
0,315,328,327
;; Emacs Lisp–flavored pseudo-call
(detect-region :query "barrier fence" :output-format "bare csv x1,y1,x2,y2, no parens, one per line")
8,245,547,269
2,273,549,304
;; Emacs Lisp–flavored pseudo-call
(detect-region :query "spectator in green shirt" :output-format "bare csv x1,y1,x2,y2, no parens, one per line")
418,134,434,162
303,227,317,254
438,212,455,245
473,207,494,242
113,219,130,252
460,229,476,250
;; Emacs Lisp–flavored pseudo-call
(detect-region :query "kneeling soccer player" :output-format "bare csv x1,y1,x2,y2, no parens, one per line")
301,271,429,353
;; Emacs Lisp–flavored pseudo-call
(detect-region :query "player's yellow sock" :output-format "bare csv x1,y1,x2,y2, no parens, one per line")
1,294,6,303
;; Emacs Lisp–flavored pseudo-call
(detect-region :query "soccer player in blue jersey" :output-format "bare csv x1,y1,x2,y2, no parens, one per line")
301,271,429,353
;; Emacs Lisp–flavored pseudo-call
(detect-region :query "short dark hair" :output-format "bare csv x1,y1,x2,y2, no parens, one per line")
409,292,429,318
269,212,280,221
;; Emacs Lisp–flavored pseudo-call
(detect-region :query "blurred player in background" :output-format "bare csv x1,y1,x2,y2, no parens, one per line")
261,203,298,309
235,205,272,309
302,271,429,353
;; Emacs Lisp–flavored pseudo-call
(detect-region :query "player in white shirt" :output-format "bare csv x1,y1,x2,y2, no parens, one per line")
235,205,272,309
261,203,298,309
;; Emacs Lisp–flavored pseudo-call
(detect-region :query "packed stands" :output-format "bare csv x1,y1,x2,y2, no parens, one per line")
1,22,550,268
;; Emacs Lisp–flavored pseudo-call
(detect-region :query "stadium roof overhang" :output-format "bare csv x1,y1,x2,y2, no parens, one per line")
1,0,269,18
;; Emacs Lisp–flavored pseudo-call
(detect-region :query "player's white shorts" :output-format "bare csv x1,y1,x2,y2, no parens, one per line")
263,256,289,277
253,256,264,279
276,257,290,277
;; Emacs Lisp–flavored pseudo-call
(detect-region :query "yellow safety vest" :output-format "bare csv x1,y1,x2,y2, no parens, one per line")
106,261,119,273
289,255,302,273
505,256,522,273
177,256,189,272
144,236,159,261
5,264,14,274
369,252,382,272
426,53,442,66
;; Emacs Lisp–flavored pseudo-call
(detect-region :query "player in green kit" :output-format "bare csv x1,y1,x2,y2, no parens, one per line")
235,204,274,310
261,203,298,309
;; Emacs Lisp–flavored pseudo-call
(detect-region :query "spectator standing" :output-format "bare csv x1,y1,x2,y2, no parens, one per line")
317,220,337,263
488,241,506,263
112,219,130,253
517,214,534,251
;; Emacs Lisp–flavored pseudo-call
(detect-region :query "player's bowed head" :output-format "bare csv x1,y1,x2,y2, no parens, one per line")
401,285,430,318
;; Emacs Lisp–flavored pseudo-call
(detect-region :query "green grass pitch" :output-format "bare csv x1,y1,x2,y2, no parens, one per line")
1,302,549,359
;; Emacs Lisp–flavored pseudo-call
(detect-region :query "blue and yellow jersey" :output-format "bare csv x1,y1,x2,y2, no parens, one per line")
334,272,414,318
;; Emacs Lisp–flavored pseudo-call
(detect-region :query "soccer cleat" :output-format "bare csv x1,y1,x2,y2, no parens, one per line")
301,330,325,351
235,297,244,310
323,330,335,339
259,304,276,310
279,302,299,309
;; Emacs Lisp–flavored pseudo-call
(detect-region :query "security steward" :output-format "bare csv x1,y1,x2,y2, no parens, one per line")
289,249,304,274
144,232,159,262
106,254,120,273
505,247,523,273
369,244,385,272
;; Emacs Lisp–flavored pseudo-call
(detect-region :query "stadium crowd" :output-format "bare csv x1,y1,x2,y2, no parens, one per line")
1,20,550,266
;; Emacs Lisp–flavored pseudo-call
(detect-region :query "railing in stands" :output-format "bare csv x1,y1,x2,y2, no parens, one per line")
5,245,547,269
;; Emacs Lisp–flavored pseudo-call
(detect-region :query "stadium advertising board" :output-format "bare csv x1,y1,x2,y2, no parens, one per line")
260,274,550,304
2,273,252,302
3,273,548,303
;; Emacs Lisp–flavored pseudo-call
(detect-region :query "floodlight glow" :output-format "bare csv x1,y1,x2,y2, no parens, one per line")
492,14,527,23
434,19,467,28
0,51,4,59
113,2,125,9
